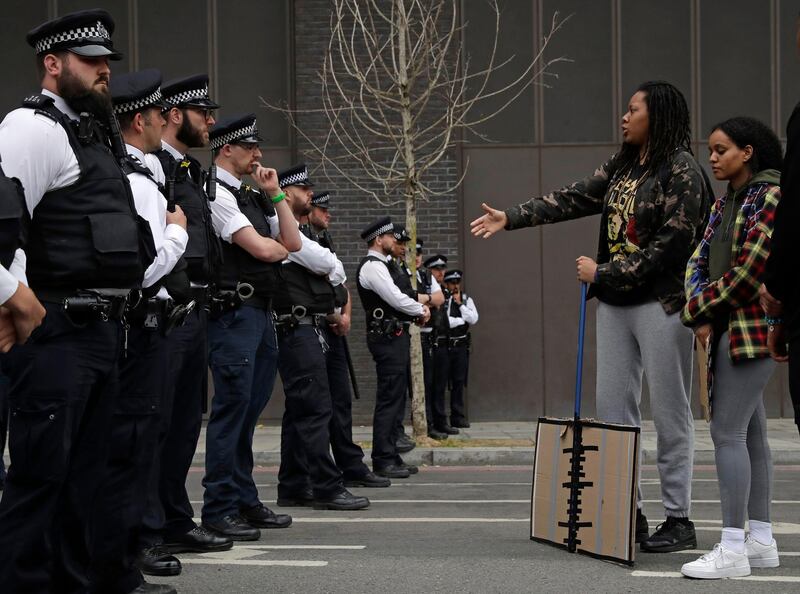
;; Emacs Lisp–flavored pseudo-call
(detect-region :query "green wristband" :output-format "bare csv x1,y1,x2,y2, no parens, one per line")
271,192,286,204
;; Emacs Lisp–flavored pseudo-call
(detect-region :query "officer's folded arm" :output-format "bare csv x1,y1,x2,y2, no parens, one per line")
232,225,288,263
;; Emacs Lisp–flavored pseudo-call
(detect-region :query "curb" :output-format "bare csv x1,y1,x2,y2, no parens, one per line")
191,447,800,467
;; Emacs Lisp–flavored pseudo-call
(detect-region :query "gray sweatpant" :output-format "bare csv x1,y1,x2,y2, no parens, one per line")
710,333,775,528
596,300,694,518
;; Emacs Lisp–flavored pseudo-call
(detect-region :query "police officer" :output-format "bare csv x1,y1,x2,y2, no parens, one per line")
388,225,418,453
201,114,300,540
0,10,158,592
273,165,372,508
357,218,429,478
88,68,188,593
140,74,232,563
300,189,330,246
443,269,478,428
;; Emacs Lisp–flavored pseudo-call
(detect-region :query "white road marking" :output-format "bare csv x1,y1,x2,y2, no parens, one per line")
291,517,529,523
181,559,327,567
255,482,533,487
669,550,800,557
642,499,800,504
243,545,366,550
631,571,800,583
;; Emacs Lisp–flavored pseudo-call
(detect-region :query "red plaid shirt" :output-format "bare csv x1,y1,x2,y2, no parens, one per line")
682,180,781,361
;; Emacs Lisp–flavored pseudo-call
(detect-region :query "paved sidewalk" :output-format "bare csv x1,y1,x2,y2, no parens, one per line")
192,418,800,466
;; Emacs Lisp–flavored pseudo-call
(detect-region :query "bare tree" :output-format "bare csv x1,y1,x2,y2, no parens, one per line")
265,0,567,440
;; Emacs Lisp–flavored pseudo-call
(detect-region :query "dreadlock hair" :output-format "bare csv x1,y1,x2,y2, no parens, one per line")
616,80,692,176
710,116,783,175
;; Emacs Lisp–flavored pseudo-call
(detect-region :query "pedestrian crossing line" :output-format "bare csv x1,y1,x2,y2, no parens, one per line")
669,550,800,556
630,570,800,583
192,516,528,523
642,499,800,505
254,482,534,487
181,559,328,567
242,545,366,550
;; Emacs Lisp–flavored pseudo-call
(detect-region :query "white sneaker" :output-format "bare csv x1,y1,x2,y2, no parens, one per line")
681,543,751,579
745,535,780,568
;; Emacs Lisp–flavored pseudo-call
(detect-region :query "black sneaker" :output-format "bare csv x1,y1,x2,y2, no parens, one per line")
640,517,696,553
635,509,649,544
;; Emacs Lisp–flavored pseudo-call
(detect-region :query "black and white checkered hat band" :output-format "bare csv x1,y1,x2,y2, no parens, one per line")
34,21,110,54
164,85,209,107
427,258,446,268
114,88,163,115
209,123,258,151
279,170,310,188
364,223,393,242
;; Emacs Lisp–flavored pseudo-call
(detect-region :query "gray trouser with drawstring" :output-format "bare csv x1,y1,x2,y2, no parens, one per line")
595,300,694,518
710,333,775,528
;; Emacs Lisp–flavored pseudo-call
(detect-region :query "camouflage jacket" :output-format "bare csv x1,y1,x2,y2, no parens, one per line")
503,150,712,314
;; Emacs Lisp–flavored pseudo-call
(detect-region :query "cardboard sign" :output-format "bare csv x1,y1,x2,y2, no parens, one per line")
530,417,640,565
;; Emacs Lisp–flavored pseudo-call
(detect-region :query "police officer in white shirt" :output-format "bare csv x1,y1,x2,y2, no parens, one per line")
88,69,188,593
357,218,430,478
201,114,300,541
443,269,478,428
0,10,159,593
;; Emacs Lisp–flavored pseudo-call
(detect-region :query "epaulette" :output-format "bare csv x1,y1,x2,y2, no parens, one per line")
21,93,59,122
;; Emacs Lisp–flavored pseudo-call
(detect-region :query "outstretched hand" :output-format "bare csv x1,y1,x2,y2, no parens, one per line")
470,203,508,239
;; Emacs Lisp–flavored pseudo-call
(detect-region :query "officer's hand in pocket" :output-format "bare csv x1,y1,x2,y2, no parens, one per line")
5,282,46,345
0,307,18,352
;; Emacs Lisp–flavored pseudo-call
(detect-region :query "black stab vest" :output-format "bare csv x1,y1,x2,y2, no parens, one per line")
154,150,219,285
0,161,27,269
21,95,155,290
305,226,348,308
216,179,279,299
388,259,417,301
273,259,336,315
448,294,470,339
356,254,416,324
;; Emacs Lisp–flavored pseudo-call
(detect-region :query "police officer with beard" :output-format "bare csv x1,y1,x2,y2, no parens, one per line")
139,73,233,568
273,165,372,509
0,10,158,592
443,269,478,428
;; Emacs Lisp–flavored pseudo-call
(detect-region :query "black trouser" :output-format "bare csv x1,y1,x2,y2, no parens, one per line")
368,331,410,468
323,327,370,479
88,322,170,594
0,366,7,484
0,304,122,594
448,342,469,423
422,333,448,429
277,324,343,499
140,308,207,545
789,334,800,433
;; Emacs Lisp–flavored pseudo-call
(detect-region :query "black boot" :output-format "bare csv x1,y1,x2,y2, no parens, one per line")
313,488,370,510
640,517,697,553
635,509,649,544
137,545,181,577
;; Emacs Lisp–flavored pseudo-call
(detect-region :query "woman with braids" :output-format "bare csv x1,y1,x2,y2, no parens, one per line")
471,81,712,553
680,117,782,579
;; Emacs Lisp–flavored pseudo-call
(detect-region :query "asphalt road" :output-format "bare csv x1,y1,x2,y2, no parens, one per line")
147,464,800,593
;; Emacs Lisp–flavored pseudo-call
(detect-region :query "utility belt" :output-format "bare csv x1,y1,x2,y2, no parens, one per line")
208,282,271,319
448,333,471,349
190,284,210,307
36,288,130,321
275,306,328,336
368,308,411,337
421,331,449,348
126,296,196,335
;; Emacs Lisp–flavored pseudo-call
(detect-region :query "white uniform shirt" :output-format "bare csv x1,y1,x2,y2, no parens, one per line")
285,221,346,285
417,270,442,333
209,166,280,243
125,144,187,296
0,89,82,303
358,250,423,317
448,294,479,327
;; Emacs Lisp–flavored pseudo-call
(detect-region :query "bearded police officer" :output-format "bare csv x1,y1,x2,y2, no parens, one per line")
201,114,300,540
0,10,158,592
443,269,478,428
357,218,429,478
300,189,331,246
88,68,188,593
273,165,372,509
140,73,231,565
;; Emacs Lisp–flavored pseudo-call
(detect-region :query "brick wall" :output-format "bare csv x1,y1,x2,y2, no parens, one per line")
292,0,461,423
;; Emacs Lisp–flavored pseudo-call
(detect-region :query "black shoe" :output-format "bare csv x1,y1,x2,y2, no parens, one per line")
640,517,696,553
396,435,416,453
344,471,391,488
202,515,260,541
435,424,459,435
427,428,448,440
635,509,649,544
128,583,177,594
398,462,419,475
240,503,293,529
164,525,234,554
276,488,314,507
374,464,411,479
313,488,370,510
137,546,181,577
451,419,471,428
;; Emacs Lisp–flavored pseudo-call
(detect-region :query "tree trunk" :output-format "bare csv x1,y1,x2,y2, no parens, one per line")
405,198,428,439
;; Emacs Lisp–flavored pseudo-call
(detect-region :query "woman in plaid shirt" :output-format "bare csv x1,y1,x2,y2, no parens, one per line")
681,117,782,579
